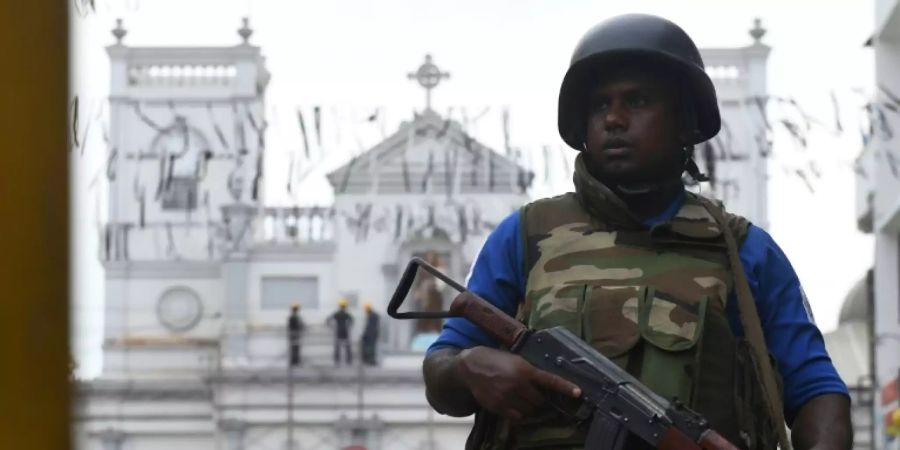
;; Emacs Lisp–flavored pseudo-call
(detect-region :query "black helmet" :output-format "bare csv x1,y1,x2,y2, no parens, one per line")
558,14,720,150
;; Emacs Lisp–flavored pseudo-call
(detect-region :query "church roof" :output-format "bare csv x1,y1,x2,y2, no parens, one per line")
326,109,532,195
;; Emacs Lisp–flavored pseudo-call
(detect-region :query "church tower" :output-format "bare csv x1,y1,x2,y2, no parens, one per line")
102,18,269,376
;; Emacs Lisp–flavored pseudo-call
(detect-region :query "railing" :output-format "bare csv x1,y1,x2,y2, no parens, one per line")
256,206,335,244
705,65,741,81
128,63,237,87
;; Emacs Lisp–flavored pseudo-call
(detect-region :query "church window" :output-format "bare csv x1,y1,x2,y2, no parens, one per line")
161,177,198,210
261,276,319,310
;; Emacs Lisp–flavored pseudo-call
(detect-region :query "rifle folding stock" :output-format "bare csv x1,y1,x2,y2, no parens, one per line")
388,257,739,450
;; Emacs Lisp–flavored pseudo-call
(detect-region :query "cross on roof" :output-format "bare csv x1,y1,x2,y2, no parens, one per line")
407,54,450,111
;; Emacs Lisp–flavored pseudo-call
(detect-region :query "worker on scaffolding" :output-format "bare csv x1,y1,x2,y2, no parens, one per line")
287,303,305,367
361,303,380,366
328,298,354,366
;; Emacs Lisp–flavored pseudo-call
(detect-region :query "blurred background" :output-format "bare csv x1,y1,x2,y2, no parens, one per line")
61,0,900,448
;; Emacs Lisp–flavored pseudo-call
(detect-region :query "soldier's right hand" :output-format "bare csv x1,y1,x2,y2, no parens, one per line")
457,346,581,420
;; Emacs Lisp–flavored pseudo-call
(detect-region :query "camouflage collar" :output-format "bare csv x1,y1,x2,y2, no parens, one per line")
572,154,723,240
571,153,647,230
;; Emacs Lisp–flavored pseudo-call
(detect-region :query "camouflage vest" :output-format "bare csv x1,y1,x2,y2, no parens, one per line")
468,156,780,450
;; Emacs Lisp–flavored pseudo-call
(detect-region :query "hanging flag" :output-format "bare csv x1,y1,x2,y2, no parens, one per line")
541,145,551,183
467,137,480,186
251,151,263,201
755,132,772,159
70,96,80,150
457,205,468,243
444,147,453,196
164,154,176,191
830,91,844,133
854,161,868,180
134,102,164,132
880,84,900,108
106,147,118,181
154,152,167,200
808,160,822,179
751,96,771,131
78,112,94,156
437,112,453,139
488,151,496,191
886,150,900,179
313,106,322,147
339,154,360,194
502,108,511,156
421,150,434,192
394,205,404,241
207,102,229,150
297,108,311,159
138,189,146,228
195,149,213,181
165,222,177,258
401,153,411,193
780,119,808,149
794,169,815,193
234,102,247,154
286,152,296,194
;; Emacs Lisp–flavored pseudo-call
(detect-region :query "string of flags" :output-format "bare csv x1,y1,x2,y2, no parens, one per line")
73,85,900,257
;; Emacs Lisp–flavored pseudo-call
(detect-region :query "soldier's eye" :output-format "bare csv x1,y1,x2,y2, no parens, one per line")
591,99,610,112
628,95,649,108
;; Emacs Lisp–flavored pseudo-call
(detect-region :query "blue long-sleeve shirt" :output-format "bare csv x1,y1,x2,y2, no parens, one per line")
428,196,848,424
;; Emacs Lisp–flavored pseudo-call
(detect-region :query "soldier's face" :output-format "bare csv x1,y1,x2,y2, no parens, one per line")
583,68,684,185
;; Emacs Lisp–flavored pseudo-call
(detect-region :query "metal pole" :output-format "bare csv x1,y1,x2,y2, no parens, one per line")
287,365,295,450
356,355,364,421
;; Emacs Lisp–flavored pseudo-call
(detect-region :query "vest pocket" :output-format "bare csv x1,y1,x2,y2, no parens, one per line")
638,288,708,405
582,284,642,358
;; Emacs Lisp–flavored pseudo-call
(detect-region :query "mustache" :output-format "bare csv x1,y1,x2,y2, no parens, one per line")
602,137,632,149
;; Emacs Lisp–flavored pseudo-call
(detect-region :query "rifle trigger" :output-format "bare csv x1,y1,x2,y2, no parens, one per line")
574,399,593,422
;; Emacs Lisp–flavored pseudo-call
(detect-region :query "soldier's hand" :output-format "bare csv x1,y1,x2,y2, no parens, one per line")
457,346,581,420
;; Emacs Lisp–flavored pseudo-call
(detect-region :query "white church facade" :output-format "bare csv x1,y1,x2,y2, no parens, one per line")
76,18,773,450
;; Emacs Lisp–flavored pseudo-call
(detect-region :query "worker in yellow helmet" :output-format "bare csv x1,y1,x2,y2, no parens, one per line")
887,407,900,437
361,303,380,366
327,298,354,366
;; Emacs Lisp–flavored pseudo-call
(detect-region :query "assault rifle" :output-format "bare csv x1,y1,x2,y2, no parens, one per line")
388,257,739,450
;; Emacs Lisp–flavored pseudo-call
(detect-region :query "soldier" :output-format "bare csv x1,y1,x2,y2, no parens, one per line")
287,303,305,367
422,14,851,450
361,303,380,366
328,298,354,366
